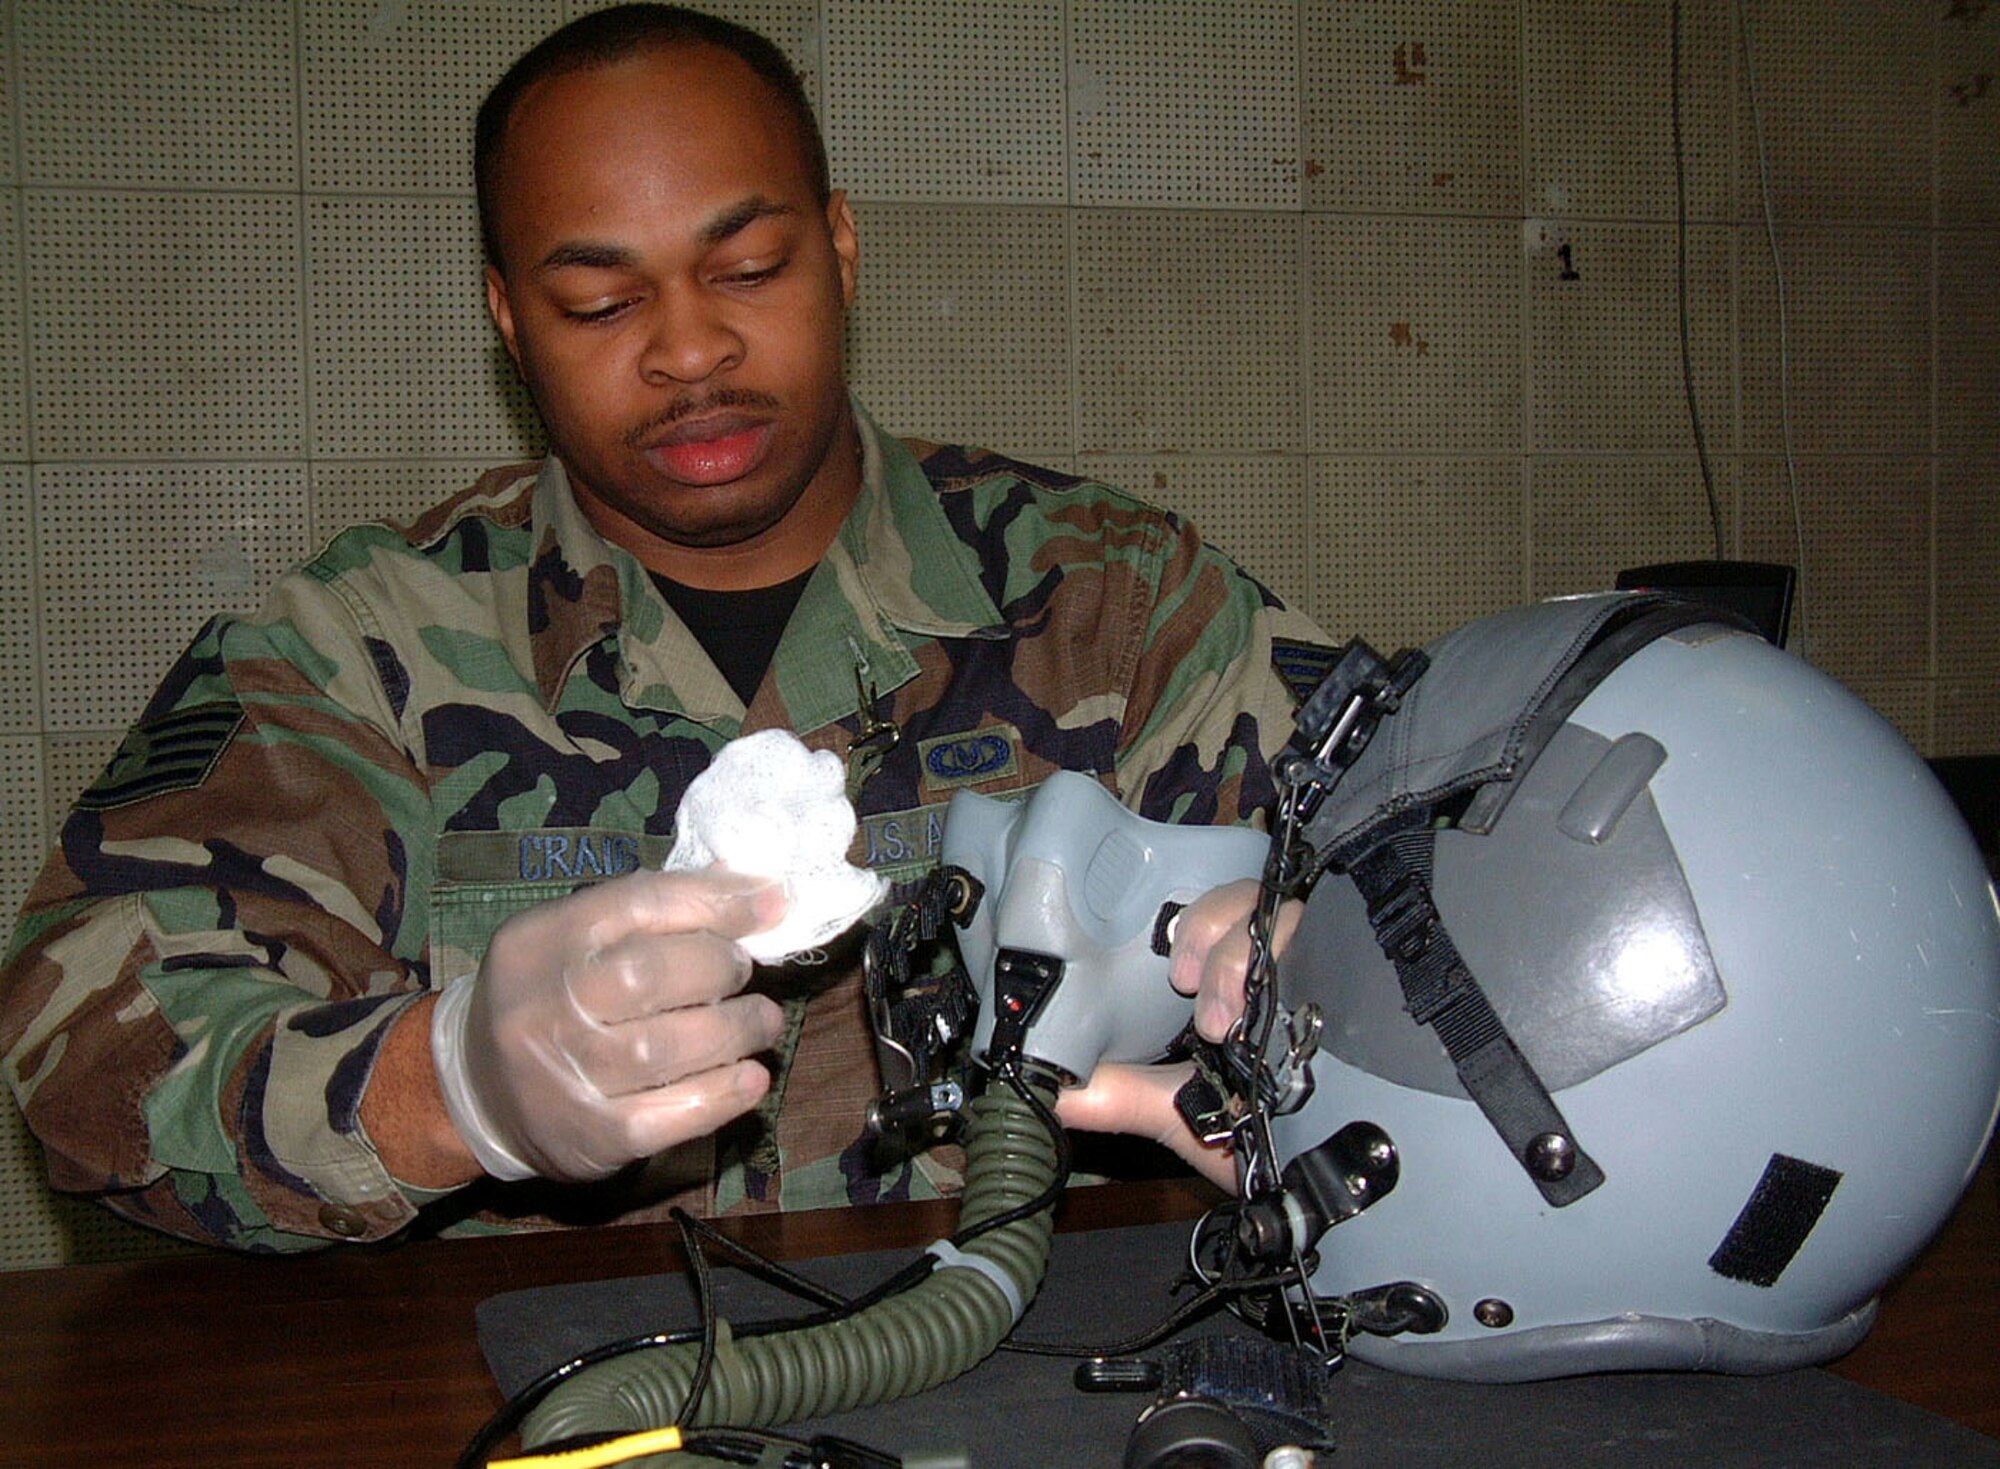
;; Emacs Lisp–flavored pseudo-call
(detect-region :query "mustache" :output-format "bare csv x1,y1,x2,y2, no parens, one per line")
625,388,782,448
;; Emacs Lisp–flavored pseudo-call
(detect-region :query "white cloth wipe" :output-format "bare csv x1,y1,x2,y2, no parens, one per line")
662,729,887,963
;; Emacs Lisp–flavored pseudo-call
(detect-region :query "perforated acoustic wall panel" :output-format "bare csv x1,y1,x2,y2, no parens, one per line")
1525,222,1734,454
845,202,1071,458
1076,211,1302,454
1303,0,1520,217
1733,1,1931,227
1940,4,2000,224
1312,458,1526,652
1739,225,1932,457
1529,456,1734,601
0,470,31,735
827,1,1066,203
0,735,37,929
307,197,541,459
0,2,1992,1268
1940,456,2000,692
38,466,312,731
0,725,62,1272
1742,454,1931,686
1308,217,1523,454
27,194,306,460
1941,232,2000,457
1070,1,1301,209
0,196,23,461
0,8,12,193
302,2,558,193
19,1,298,191
1523,0,1734,223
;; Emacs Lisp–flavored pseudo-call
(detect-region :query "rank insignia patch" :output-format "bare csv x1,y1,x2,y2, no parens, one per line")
1270,637,1345,707
77,702,245,811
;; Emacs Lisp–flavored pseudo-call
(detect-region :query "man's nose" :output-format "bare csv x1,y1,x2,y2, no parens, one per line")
637,289,744,384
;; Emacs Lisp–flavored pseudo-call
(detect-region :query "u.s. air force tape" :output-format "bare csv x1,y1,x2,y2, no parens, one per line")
925,1237,1027,1324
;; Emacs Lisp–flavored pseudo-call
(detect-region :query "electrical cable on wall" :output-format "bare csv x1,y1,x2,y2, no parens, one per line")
1736,0,1812,656
1671,0,1724,559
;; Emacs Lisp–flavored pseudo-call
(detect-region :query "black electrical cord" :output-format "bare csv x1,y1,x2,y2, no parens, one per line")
715,1061,1074,1337
668,1209,855,1312
456,1240,903,1468
458,1243,953,1468
1003,1264,1306,1362
680,1426,840,1466
1672,0,1725,559
457,1065,1073,1469
952,1061,1071,1245
458,1326,706,1469
673,1209,721,1428
497,1423,897,1469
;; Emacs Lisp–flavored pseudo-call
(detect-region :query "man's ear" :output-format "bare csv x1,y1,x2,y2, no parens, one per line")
485,264,523,370
826,190,859,307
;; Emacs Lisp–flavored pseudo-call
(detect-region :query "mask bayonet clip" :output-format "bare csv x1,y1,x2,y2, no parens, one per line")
845,638,901,802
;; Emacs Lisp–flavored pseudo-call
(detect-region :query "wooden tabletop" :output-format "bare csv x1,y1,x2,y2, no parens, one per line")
0,1158,1991,1469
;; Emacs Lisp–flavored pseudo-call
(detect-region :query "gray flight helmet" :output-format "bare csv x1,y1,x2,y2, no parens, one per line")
1272,596,2000,1381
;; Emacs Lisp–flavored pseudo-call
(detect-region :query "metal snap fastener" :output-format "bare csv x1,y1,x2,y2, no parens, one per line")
318,1204,368,1239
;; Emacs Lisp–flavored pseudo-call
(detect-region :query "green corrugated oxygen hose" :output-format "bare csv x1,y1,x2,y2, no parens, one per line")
518,1081,1062,1465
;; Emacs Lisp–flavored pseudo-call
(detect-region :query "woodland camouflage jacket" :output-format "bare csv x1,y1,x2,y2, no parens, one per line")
0,405,1327,1251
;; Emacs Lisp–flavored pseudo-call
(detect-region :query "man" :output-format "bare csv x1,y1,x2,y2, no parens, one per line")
0,5,1312,1251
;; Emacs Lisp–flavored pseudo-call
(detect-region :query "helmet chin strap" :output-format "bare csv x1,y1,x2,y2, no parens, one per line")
1346,814,1604,1208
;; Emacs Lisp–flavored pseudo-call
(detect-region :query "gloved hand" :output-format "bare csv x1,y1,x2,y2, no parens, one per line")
430,867,791,1182
1056,878,1304,1192
1165,877,1304,1044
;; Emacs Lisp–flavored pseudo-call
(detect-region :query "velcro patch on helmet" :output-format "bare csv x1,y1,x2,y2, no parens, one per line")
1270,636,1345,707
77,701,244,811
1708,1153,1843,1288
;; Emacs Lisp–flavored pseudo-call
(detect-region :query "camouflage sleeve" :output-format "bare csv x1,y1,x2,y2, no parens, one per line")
0,568,438,1251
1113,511,1328,828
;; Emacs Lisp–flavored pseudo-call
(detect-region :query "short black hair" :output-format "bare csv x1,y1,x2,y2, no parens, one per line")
474,4,829,269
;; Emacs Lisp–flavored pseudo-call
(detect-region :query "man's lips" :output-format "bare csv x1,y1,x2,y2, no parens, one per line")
640,414,774,487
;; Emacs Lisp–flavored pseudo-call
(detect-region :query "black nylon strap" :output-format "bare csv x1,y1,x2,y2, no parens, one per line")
1350,824,1606,1208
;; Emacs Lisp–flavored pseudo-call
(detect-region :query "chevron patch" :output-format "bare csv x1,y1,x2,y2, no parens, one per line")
77,702,245,811
1270,637,1345,707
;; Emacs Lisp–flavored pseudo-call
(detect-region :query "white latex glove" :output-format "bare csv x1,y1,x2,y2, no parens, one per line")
431,868,790,1182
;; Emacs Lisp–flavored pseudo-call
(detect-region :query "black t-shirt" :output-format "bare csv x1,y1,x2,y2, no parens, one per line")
649,567,814,705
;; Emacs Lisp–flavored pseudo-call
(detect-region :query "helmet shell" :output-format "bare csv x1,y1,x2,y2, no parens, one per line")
1275,617,2000,1380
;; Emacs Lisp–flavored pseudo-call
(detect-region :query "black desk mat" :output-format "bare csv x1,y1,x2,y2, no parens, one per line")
478,1221,2000,1468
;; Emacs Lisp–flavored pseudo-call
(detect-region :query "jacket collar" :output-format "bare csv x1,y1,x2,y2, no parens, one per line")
525,400,1007,733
